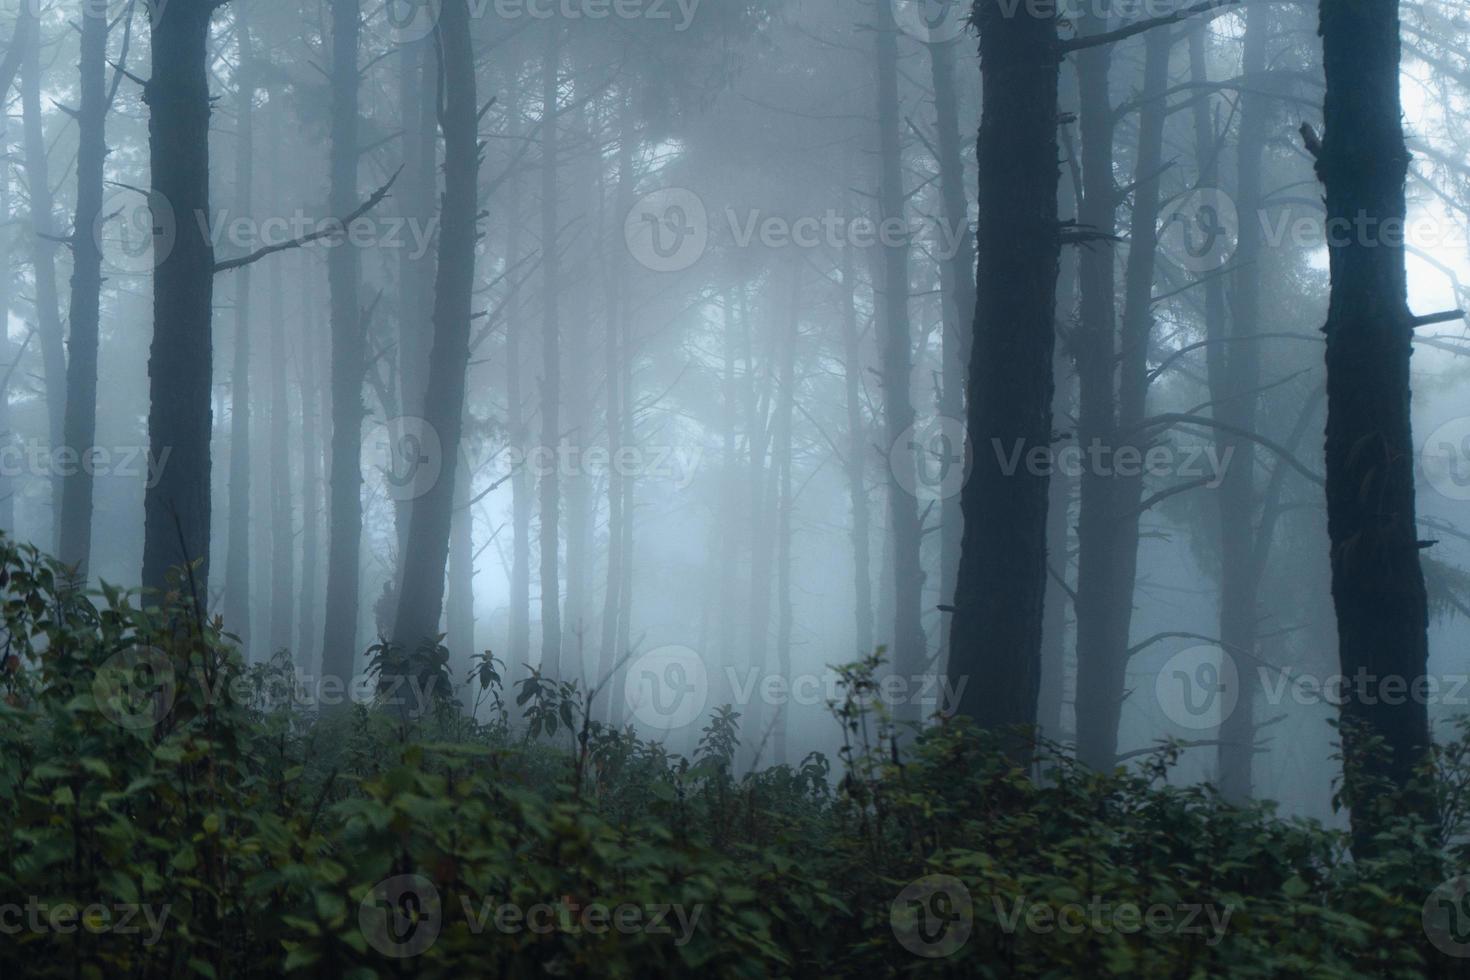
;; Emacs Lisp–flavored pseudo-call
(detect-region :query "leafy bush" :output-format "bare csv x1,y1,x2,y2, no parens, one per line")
0,537,1467,977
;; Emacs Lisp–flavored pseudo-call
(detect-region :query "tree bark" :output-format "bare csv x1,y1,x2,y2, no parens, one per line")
141,0,219,611
537,22,563,678
392,0,480,654
223,7,255,651
320,0,364,691
1314,0,1434,846
839,242,874,660
58,2,109,575
946,0,1061,749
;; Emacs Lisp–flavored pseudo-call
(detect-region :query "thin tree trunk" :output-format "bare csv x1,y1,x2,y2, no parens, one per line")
839,242,874,659
141,0,218,610
320,0,364,690
392,0,480,654
267,106,295,656
874,0,924,720
58,3,108,575
772,263,800,766
21,11,65,551
537,22,563,678
1314,0,1434,846
298,265,323,671
224,8,255,650
946,0,1061,749
927,33,975,668
0,138,13,537
506,135,532,673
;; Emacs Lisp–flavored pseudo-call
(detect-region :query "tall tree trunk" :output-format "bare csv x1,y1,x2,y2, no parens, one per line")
1314,0,1434,846
874,0,924,719
447,458,474,656
267,106,296,656
298,266,324,670
927,33,975,668
224,8,255,650
946,0,1061,747
58,3,108,575
1070,18,1127,771
537,23,563,678
599,111,634,704
20,10,65,551
141,0,218,609
839,242,874,659
1214,5,1270,803
772,262,800,766
392,0,479,654
0,138,13,537
505,119,532,672
320,0,364,690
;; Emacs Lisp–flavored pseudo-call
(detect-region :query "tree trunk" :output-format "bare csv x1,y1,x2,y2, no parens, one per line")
141,0,218,611
223,7,255,651
839,242,874,659
298,265,324,671
537,22,563,678
392,0,480,655
874,0,925,721
20,9,65,551
267,106,296,657
927,33,975,670
58,3,108,575
320,0,364,691
1314,0,1434,846
1214,5,1270,803
946,1,1061,748
772,263,800,766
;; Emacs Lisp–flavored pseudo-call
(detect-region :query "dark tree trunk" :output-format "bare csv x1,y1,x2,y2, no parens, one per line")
320,0,364,690
223,8,255,650
874,0,925,718
58,3,108,575
392,0,480,653
141,0,218,610
1314,0,1434,845
772,263,800,766
946,0,1061,746
538,23,563,678
505,138,532,672
21,9,65,551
